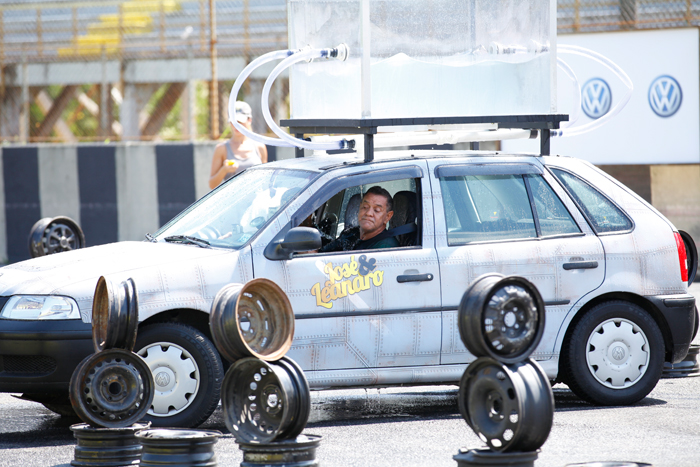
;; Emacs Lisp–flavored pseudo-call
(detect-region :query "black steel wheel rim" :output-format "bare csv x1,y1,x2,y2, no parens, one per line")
222,358,298,443
460,357,553,452
28,216,85,258
274,357,311,440
69,349,154,428
92,277,139,353
459,275,545,364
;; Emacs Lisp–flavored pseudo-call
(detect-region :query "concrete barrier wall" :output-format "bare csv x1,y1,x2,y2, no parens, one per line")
0,142,296,264
0,143,698,265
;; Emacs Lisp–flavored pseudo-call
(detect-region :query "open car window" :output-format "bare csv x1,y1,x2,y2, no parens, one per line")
296,177,421,251
155,168,315,248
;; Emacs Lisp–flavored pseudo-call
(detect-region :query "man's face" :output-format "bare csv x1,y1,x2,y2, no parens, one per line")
358,192,393,238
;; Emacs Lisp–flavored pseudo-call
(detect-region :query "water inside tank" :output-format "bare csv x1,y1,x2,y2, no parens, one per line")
288,0,556,119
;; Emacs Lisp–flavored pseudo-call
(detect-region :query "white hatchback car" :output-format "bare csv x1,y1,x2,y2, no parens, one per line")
0,148,696,428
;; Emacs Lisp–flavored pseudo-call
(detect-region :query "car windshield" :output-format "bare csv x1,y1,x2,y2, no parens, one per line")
155,167,315,248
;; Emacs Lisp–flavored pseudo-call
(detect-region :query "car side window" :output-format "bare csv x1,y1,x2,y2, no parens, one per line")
550,168,633,234
525,174,581,236
296,177,421,251
440,175,536,244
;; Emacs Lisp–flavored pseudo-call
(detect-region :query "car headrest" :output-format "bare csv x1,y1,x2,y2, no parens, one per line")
390,191,417,230
345,193,362,228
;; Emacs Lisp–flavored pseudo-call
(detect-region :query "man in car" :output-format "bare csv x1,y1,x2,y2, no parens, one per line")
320,186,400,252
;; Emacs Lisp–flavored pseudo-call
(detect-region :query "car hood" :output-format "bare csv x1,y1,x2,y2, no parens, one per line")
0,242,246,321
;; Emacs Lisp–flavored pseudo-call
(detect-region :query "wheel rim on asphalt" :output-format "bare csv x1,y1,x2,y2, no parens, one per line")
221,357,299,443
459,357,553,452
585,318,650,389
137,342,200,417
69,349,154,428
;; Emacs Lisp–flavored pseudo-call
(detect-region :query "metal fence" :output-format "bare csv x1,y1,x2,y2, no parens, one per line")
558,0,700,32
0,0,697,143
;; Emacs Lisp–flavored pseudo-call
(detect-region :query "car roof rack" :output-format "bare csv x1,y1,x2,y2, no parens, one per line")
281,114,568,163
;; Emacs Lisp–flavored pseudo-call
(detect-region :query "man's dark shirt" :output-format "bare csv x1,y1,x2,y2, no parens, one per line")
320,226,399,253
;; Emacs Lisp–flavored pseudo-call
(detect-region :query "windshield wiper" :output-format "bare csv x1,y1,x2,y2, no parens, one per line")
164,235,211,248
145,233,157,243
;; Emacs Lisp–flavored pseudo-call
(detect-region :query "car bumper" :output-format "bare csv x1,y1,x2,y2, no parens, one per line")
0,319,93,393
647,294,696,363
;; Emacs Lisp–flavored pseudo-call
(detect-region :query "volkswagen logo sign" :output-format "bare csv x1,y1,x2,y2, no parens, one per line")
648,75,682,118
581,78,612,119
155,371,171,387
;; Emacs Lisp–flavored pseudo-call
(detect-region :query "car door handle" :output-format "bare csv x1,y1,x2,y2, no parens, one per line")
397,273,434,283
563,261,599,270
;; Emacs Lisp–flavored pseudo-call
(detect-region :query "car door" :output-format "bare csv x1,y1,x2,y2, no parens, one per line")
251,161,442,385
427,157,605,366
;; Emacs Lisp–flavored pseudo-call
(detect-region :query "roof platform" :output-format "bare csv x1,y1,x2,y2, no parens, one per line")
282,114,569,162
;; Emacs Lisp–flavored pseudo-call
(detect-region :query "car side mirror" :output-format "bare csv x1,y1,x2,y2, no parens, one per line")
265,227,322,260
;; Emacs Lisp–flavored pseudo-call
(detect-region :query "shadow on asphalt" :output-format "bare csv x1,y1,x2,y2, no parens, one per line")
552,387,666,412
0,406,78,449
0,387,667,450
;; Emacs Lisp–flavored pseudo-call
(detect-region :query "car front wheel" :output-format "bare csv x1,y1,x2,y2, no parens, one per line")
561,300,664,406
135,322,223,428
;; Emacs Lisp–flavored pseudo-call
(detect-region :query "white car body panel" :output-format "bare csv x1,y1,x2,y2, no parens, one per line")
0,242,253,322
0,150,690,390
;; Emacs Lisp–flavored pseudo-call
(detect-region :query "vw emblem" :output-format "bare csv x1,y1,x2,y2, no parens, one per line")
612,345,626,361
648,75,682,118
581,78,612,119
155,371,171,387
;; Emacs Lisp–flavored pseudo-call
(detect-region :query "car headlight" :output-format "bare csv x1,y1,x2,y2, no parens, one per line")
1,295,81,320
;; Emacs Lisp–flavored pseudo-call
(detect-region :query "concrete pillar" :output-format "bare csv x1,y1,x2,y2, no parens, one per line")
651,164,700,241
38,145,81,222
120,83,158,140
115,144,159,241
0,86,21,140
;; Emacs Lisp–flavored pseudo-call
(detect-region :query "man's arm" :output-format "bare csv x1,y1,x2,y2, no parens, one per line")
319,227,360,253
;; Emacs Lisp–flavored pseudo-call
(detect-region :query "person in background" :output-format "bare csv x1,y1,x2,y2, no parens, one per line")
209,101,268,189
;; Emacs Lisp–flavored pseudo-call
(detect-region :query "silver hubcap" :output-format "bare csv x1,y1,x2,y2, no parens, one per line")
586,318,650,389
137,342,200,417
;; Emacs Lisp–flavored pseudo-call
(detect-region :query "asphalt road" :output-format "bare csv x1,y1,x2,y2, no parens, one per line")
0,284,698,467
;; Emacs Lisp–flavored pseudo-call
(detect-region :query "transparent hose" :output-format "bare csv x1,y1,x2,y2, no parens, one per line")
262,46,352,151
554,45,633,137
228,49,296,147
557,57,580,128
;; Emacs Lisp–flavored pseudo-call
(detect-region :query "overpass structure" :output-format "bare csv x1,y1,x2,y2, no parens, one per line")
0,0,699,143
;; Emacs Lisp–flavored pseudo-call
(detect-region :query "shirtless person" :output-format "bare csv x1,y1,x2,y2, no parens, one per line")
320,186,399,252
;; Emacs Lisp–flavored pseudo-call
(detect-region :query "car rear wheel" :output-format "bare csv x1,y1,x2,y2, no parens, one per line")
561,300,664,406
135,322,223,428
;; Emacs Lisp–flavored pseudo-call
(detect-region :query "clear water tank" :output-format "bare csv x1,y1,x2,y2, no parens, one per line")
287,0,557,120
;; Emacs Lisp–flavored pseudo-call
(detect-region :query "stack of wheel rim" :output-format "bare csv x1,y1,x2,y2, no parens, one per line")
210,279,312,445
456,274,553,458
69,276,155,429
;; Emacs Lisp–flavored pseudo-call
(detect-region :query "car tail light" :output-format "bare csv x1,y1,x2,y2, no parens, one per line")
674,231,689,283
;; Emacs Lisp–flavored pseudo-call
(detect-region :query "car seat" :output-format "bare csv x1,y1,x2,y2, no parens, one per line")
389,191,418,246
344,193,361,229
